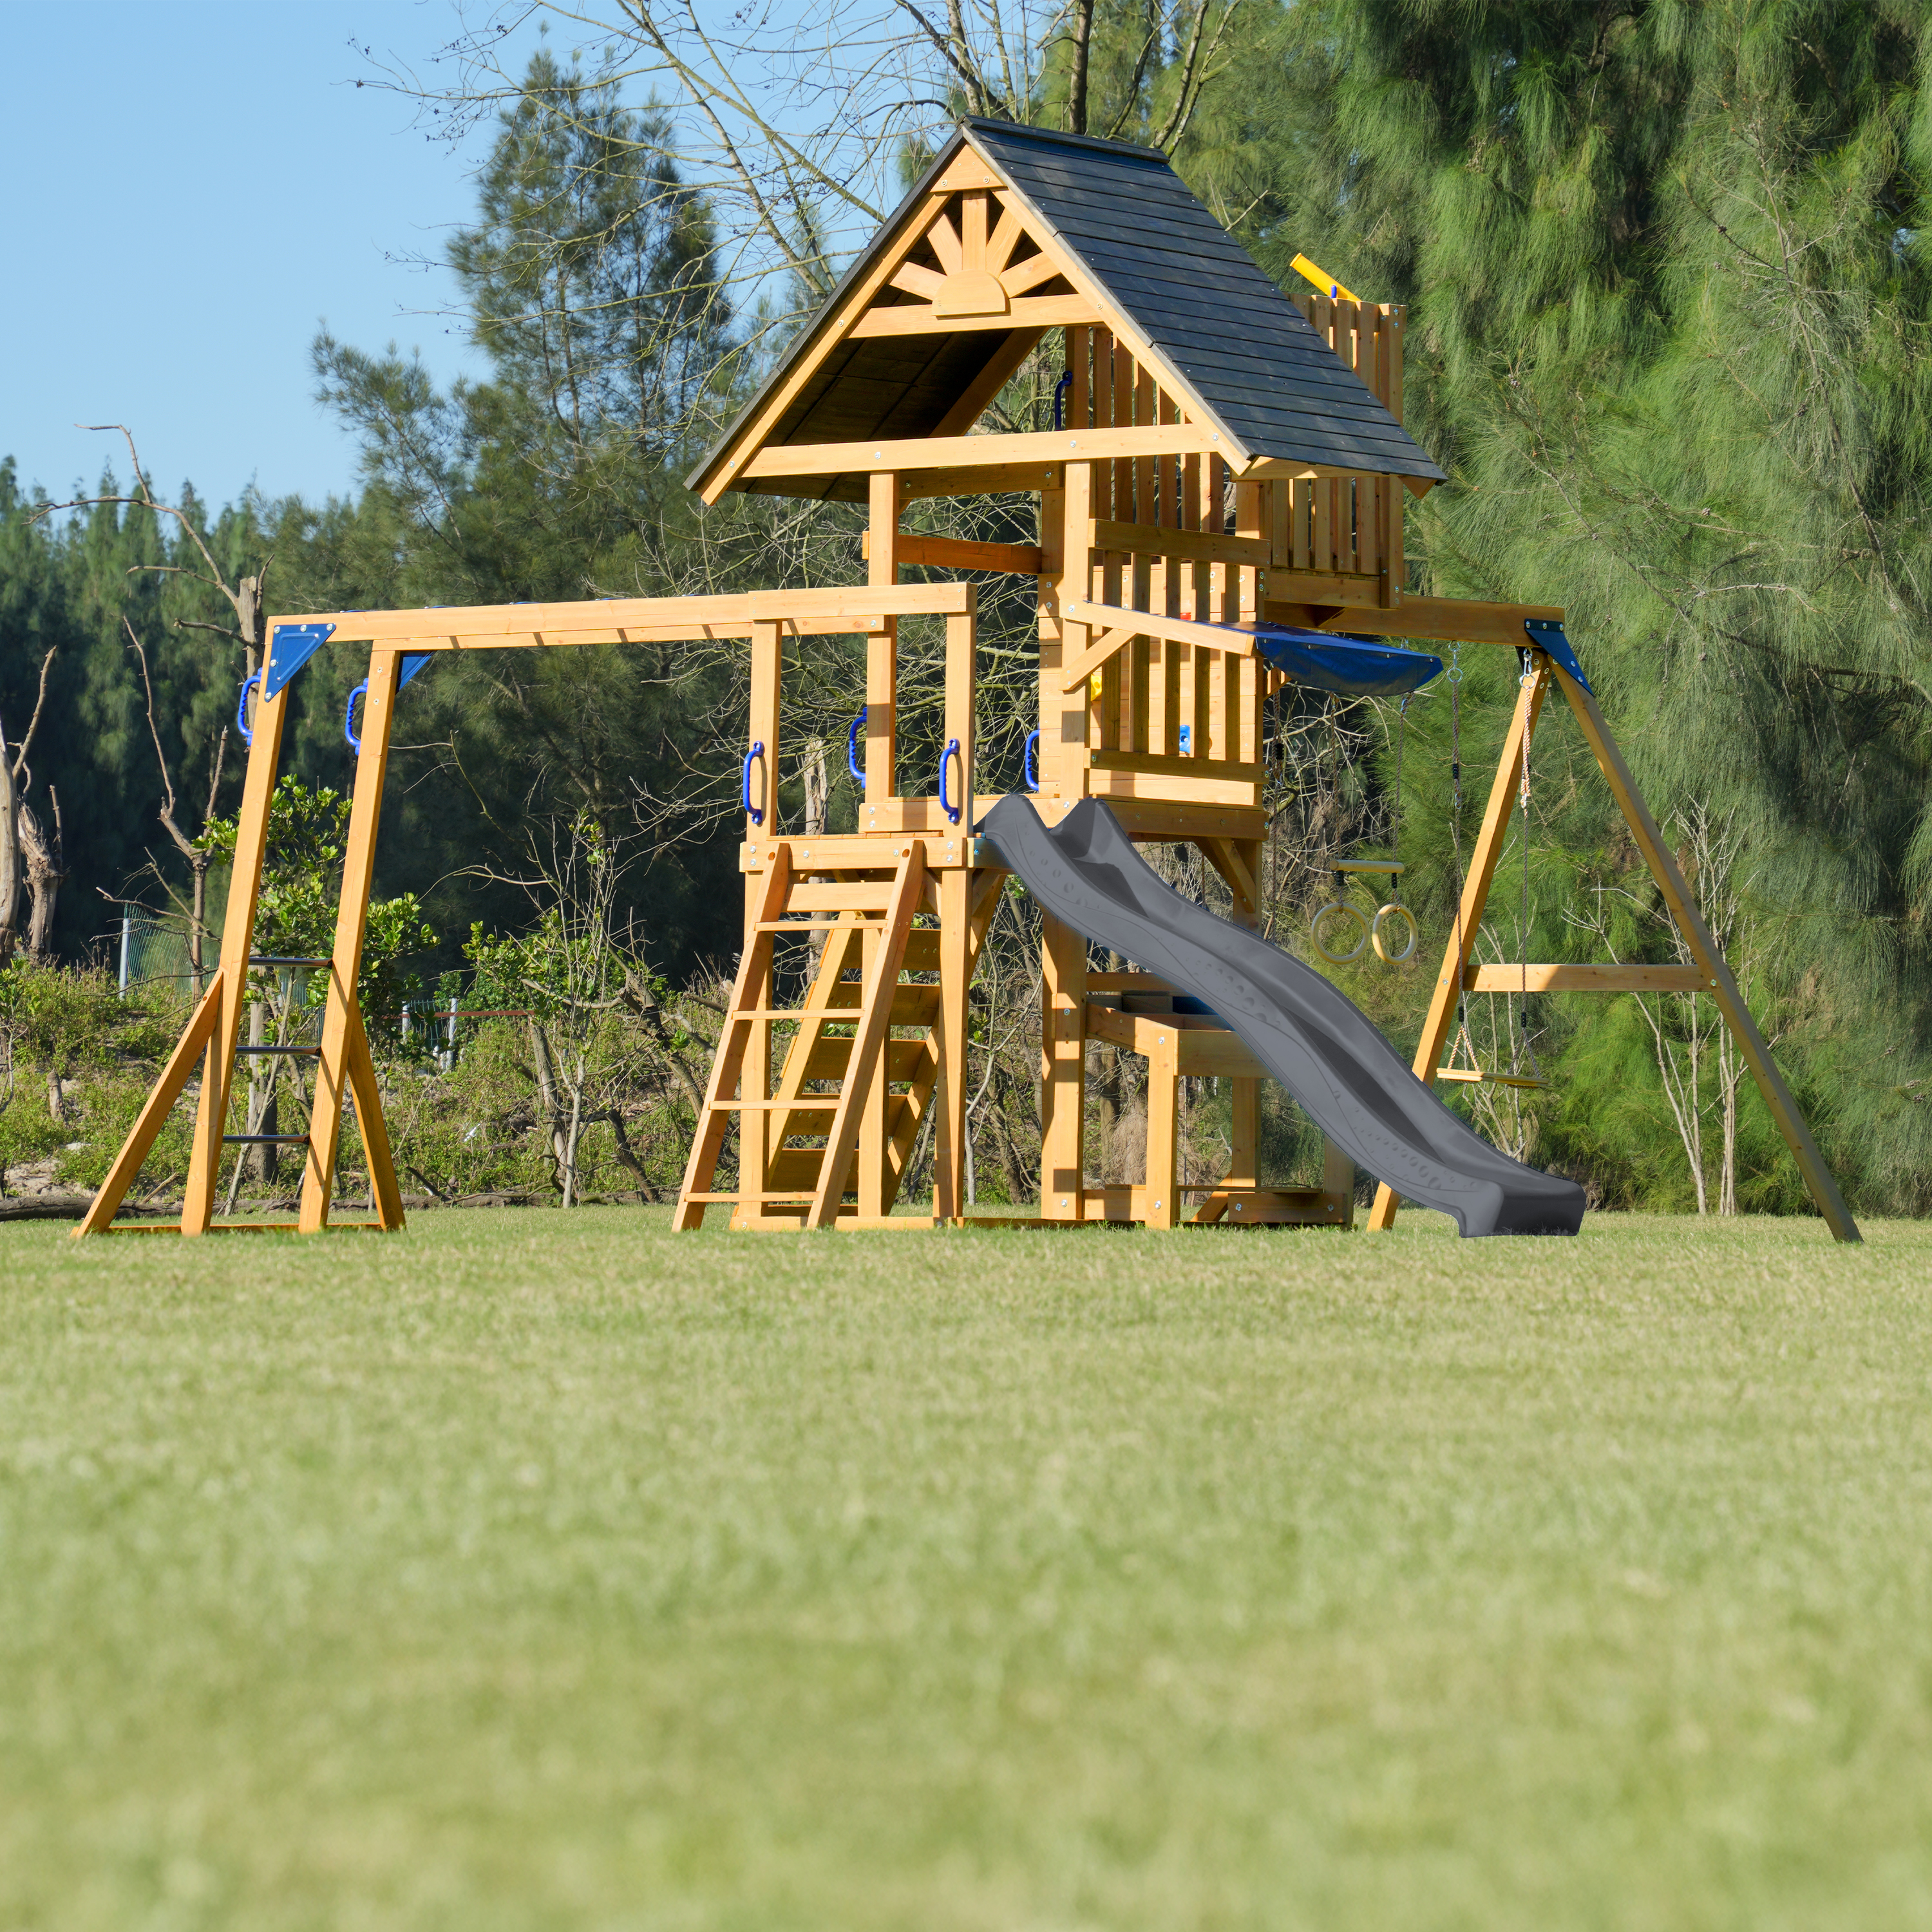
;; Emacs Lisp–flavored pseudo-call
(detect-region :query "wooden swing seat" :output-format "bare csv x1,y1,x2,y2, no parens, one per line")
1435,1066,1549,1090
1332,859,1405,876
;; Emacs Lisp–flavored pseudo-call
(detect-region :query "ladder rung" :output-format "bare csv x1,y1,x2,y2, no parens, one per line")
755,920,846,931
236,1044,322,1056
707,1105,835,1121
249,955,330,967
682,1192,822,1203
222,1133,313,1144
726,1007,861,1021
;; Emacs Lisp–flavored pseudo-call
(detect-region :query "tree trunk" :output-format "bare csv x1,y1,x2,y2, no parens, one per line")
1067,0,1095,133
0,732,20,967
17,794,61,961
188,853,211,996
529,1019,571,1191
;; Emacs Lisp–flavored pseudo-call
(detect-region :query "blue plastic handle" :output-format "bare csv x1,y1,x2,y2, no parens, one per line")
1024,730,1040,793
1052,370,1072,431
235,671,260,747
743,741,766,825
344,679,368,753
847,707,867,783
940,737,963,826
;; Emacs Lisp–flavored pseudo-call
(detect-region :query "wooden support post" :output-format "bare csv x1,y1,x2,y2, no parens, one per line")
1040,910,1086,1218
1368,660,1549,1231
1056,462,1094,798
933,865,972,1220
183,676,289,1234
734,618,784,1227
1551,661,1861,1242
75,974,226,1236
866,473,898,808
1144,1027,1179,1229
300,649,402,1233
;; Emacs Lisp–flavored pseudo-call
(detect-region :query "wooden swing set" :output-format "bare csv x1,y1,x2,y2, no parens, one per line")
75,118,1858,1243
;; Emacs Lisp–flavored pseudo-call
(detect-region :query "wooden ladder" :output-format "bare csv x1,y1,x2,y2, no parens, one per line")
675,845,934,1230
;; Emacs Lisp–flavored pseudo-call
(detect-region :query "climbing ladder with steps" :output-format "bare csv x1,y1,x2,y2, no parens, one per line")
675,839,1001,1230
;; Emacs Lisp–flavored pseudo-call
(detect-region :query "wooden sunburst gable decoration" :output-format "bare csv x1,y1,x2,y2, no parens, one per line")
852,146,1101,337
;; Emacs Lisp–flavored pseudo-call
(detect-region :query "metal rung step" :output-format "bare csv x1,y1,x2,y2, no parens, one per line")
236,1044,322,1056
249,955,330,967
222,1133,313,1144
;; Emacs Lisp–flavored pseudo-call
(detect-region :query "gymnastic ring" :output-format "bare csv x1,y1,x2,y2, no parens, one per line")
1311,900,1369,965
1372,900,1418,964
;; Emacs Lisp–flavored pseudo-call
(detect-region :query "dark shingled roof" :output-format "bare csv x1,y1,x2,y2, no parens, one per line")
688,118,1444,498
965,120,1444,482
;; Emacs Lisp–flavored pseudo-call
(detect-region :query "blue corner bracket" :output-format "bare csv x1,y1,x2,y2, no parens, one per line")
400,652,431,688
1523,618,1591,694
262,621,337,699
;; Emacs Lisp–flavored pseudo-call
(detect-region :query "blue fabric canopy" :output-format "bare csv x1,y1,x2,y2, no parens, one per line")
1242,624,1443,697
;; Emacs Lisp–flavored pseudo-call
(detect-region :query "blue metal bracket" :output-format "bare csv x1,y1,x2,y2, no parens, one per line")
263,621,337,699
400,652,431,688
1523,618,1591,694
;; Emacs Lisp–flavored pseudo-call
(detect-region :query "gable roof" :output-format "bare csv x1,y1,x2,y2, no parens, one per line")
687,118,1445,502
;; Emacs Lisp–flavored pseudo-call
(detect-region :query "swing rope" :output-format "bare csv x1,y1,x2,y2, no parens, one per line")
1511,649,1546,1086
1443,645,1483,1079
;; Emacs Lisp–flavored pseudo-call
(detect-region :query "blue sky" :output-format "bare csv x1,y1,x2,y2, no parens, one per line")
5,1,536,509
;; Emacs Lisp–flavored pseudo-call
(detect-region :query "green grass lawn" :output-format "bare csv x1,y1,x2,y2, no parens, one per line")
5,1209,1931,1931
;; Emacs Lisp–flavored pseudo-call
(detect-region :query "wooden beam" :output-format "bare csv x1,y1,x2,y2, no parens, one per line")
848,295,1103,337
1464,963,1711,993
281,582,978,648
1061,598,1255,676
741,423,1224,485
1090,519,1273,569
299,649,401,1233
1551,661,1861,1242
897,462,1066,500
1263,592,1565,645
73,973,225,1237
863,530,1044,574
1368,659,1549,1233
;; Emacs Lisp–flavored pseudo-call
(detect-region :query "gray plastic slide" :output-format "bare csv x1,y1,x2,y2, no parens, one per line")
979,797,1585,1238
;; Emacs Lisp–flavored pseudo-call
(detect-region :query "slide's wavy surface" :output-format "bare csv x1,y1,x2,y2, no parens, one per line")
980,797,1585,1238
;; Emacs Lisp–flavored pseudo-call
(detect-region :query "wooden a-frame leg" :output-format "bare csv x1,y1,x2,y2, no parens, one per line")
1370,661,1549,1232
184,679,291,1234
301,650,401,1234
74,974,225,1237
343,1001,406,1231
1551,663,1860,1242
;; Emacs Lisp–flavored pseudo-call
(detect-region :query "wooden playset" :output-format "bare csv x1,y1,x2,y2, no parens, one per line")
75,119,1858,1243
